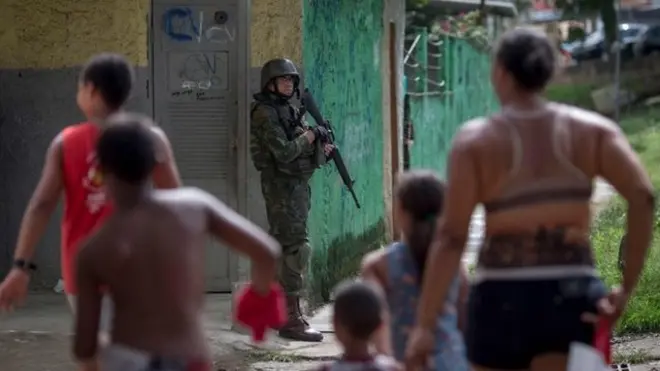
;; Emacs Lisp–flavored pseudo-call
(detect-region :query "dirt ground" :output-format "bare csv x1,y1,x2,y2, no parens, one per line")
0,331,72,371
4,329,660,371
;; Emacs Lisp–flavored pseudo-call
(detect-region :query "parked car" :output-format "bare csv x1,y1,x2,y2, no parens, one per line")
633,23,660,56
568,23,647,62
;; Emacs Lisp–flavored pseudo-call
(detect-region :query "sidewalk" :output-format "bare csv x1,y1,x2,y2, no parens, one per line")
0,292,339,371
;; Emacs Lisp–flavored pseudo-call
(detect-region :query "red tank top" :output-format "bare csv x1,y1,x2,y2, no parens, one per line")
60,123,114,294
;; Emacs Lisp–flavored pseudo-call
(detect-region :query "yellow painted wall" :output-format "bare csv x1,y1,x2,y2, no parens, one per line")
250,0,303,66
0,0,149,68
0,0,302,69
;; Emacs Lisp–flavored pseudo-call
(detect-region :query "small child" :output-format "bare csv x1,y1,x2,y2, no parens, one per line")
361,170,470,370
317,281,400,371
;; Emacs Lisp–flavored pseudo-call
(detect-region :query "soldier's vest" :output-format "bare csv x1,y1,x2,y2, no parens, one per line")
250,99,321,176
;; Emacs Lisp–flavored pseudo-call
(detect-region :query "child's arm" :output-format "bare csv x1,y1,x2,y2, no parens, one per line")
150,126,182,189
200,189,281,294
360,250,393,357
456,264,470,334
73,235,103,368
13,134,64,263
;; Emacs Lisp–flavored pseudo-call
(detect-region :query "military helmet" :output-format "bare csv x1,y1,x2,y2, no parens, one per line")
260,58,300,91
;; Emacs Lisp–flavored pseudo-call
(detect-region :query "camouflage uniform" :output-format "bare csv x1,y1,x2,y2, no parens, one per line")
250,58,325,342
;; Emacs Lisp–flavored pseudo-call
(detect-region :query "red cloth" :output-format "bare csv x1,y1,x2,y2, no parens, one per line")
594,318,612,364
60,123,114,294
235,283,286,342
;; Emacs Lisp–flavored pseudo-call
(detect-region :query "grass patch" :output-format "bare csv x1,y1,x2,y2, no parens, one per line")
618,107,660,137
592,109,660,334
545,83,597,109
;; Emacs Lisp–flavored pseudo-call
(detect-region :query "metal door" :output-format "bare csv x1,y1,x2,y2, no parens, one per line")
151,0,243,291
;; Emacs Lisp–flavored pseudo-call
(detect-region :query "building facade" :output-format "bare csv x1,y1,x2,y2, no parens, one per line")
0,0,405,297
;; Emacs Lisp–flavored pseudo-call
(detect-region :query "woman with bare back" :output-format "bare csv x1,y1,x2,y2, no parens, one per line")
403,28,655,371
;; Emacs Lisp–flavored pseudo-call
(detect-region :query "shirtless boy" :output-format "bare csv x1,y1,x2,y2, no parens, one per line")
0,54,181,338
73,113,281,371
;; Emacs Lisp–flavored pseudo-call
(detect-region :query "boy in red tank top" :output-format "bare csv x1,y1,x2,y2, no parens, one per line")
0,54,182,341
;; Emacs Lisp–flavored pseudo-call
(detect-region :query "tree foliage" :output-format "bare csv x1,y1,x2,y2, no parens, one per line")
406,0,443,30
405,0,492,51
406,0,429,7
554,0,618,47
436,10,491,51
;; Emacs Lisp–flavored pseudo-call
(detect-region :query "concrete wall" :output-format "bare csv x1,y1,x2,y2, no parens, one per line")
0,0,303,288
251,0,303,66
556,55,660,85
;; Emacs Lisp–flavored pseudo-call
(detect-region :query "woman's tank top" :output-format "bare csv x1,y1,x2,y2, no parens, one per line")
60,122,114,294
386,242,468,371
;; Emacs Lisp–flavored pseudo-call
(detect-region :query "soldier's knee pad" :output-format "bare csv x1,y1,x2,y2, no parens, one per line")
283,243,311,274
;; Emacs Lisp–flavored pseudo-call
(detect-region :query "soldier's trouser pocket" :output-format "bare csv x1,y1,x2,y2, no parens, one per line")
279,242,311,296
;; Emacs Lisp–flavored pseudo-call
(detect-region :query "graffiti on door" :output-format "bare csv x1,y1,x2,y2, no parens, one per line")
163,6,236,44
168,52,229,94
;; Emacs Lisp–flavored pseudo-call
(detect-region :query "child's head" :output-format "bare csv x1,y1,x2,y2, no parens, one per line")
394,170,445,275
332,280,383,347
96,113,156,195
77,53,135,119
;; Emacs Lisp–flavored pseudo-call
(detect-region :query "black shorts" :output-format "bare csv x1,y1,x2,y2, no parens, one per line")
466,276,607,369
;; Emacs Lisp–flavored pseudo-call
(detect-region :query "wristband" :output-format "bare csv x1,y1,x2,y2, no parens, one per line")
13,259,37,272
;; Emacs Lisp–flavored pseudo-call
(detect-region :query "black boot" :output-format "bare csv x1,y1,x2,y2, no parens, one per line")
278,295,323,342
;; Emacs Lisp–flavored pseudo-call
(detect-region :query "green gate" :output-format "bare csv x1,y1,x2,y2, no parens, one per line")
407,28,498,175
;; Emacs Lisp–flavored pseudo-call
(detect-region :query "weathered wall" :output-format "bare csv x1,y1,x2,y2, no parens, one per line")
0,0,304,288
555,55,660,85
251,0,303,66
303,0,397,302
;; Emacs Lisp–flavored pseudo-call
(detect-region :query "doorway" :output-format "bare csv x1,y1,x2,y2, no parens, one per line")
149,0,249,292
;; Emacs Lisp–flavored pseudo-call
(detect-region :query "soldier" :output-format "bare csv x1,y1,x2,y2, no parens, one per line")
250,58,332,342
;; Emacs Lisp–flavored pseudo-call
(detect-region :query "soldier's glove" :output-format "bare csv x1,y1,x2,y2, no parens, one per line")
312,126,330,142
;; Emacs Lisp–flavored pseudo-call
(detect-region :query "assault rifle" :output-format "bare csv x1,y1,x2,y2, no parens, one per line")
301,88,361,209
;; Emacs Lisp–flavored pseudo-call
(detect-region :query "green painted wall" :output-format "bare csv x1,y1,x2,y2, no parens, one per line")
408,33,498,175
302,0,386,303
